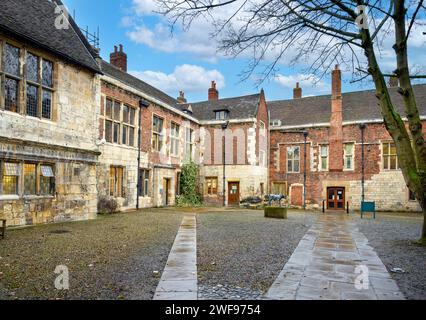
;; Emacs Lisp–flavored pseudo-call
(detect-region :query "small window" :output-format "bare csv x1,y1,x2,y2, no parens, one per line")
320,145,329,171
215,110,229,120
40,165,55,195
270,120,281,127
110,166,124,197
2,162,20,195
24,163,37,195
206,177,218,195
287,146,300,173
344,143,355,170
138,169,150,197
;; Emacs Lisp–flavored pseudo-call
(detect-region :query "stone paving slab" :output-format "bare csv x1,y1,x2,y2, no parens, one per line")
153,215,198,300
264,213,405,300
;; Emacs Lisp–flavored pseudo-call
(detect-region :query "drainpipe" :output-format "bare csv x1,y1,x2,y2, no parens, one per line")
359,123,366,203
137,99,150,210
222,121,229,206
303,131,308,210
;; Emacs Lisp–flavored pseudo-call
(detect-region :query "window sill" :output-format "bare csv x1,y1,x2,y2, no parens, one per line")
0,195,19,201
0,110,54,123
23,195,55,200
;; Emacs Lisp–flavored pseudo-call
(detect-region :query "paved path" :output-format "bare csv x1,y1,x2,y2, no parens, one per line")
153,215,198,300
265,213,405,300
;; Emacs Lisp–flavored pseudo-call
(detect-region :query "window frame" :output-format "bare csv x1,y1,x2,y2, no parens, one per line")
205,177,218,196
152,114,164,152
138,169,150,197
319,145,329,171
185,127,194,162
287,146,300,173
382,142,400,171
170,121,180,157
110,166,125,198
343,143,355,171
215,110,229,121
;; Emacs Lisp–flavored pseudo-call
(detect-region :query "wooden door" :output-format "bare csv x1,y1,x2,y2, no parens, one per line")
163,178,170,206
327,187,345,210
228,182,240,206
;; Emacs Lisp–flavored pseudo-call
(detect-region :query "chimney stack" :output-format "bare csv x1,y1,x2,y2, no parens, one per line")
293,82,302,99
208,81,219,101
110,44,127,72
332,64,342,98
388,76,399,88
177,91,187,104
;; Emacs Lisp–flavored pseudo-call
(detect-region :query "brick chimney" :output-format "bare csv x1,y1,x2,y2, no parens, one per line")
329,65,344,172
388,76,399,88
177,91,187,104
293,82,302,99
208,81,219,101
110,44,127,72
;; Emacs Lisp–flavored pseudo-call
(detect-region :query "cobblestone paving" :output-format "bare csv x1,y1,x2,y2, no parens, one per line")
198,284,263,300
265,212,405,300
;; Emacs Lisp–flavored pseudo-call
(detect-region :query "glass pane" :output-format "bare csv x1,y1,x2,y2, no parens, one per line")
42,90,52,119
346,156,352,169
321,157,327,170
345,144,354,155
26,52,39,83
106,99,113,118
383,143,389,155
287,148,294,160
4,163,19,176
40,176,54,195
294,160,300,172
114,102,121,120
42,60,53,87
123,105,129,123
383,155,389,170
113,123,120,143
294,147,300,159
3,175,18,195
24,164,36,195
287,160,293,172
41,165,54,177
390,143,397,155
130,108,135,125
5,77,19,112
390,156,397,170
26,85,38,117
122,125,128,145
5,44,20,76
129,127,135,146
105,120,112,143
321,146,328,157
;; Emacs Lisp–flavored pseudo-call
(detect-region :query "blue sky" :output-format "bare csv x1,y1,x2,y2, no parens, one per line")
63,0,425,103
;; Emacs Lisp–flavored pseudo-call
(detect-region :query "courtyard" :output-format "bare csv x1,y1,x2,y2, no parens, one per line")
0,208,424,300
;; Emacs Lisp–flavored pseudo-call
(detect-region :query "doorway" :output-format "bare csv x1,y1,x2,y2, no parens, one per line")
163,178,171,206
327,187,345,210
228,182,240,206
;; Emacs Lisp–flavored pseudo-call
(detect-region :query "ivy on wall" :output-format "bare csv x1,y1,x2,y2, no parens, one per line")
176,161,202,207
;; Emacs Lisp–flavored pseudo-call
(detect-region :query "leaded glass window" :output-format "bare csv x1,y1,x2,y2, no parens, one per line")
5,44,20,76
24,163,36,195
26,84,38,117
42,60,53,88
40,165,55,195
2,162,19,195
26,52,39,83
5,78,18,112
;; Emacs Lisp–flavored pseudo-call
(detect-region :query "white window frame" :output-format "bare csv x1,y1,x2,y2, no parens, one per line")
344,143,355,171
170,121,180,157
382,141,400,171
287,146,300,173
319,145,329,171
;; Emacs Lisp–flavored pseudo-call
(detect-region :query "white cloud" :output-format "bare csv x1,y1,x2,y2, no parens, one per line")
274,74,330,93
132,0,158,16
130,64,225,94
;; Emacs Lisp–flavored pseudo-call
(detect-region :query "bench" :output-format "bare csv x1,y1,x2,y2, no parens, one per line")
361,201,376,219
0,219,6,239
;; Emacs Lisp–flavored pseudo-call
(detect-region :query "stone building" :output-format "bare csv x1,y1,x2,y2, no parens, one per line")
97,48,200,210
269,66,426,212
0,0,101,226
178,84,269,206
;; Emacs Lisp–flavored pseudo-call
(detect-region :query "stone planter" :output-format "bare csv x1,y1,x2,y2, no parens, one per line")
264,207,288,219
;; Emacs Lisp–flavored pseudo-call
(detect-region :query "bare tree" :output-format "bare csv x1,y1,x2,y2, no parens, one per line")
158,0,426,243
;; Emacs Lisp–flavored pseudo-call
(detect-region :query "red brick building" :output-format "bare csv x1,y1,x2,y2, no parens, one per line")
269,66,426,212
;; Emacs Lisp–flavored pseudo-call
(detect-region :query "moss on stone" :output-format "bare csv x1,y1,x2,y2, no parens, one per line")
264,207,288,219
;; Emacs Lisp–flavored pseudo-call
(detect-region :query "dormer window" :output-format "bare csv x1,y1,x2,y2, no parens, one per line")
215,110,229,120
270,119,282,127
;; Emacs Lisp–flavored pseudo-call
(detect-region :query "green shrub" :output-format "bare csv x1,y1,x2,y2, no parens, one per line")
177,162,202,207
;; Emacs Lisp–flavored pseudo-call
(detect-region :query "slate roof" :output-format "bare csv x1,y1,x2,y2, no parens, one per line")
100,60,179,107
269,83,426,127
0,0,101,73
179,94,261,121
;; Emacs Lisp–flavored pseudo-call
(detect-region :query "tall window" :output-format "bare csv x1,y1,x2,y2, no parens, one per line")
122,105,136,146
185,128,194,161
287,146,300,173
40,165,55,195
110,166,124,197
138,169,150,197
343,143,355,170
170,122,180,156
206,177,218,195
24,163,37,195
320,145,329,171
103,99,136,146
3,44,20,113
152,115,164,151
1,162,19,195
383,142,399,170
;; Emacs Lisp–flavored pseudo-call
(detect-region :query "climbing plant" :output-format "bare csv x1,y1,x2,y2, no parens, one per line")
176,161,202,207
